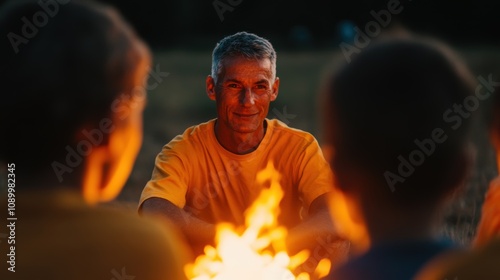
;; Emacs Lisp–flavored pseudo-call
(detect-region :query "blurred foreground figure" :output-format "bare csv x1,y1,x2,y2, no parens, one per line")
321,37,477,280
474,88,500,247
0,1,188,279
139,31,349,270
415,74,500,280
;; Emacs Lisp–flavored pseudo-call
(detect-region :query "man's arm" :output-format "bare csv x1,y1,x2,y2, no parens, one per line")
140,197,216,255
286,193,345,254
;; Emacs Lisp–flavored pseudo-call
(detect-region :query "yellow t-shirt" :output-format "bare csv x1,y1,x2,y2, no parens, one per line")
139,118,334,228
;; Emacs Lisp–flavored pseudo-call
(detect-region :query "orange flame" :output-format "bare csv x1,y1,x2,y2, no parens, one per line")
327,187,370,253
185,162,331,280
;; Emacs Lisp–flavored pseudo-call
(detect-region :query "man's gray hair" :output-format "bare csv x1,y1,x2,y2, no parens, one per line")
211,31,277,83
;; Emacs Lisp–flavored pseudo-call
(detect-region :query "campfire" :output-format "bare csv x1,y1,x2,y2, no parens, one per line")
185,162,331,280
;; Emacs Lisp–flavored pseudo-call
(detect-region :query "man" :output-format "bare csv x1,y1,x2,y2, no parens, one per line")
0,1,188,279
139,31,346,263
321,37,477,280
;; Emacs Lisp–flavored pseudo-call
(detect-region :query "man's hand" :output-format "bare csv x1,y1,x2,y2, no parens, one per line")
286,193,351,275
286,194,337,253
140,197,216,256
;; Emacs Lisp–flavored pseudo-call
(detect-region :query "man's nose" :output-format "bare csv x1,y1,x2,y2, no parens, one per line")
240,88,255,106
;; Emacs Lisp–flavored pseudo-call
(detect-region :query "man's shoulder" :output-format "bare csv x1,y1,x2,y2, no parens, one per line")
164,119,216,148
179,119,216,138
267,118,317,144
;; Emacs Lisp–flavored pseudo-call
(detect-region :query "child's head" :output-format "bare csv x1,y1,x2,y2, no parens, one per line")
0,0,152,203
323,37,476,247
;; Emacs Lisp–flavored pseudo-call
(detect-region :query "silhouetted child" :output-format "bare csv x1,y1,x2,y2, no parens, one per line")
321,37,477,280
415,74,500,280
0,1,189,279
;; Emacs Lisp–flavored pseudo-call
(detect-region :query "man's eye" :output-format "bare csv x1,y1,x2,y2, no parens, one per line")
255,85,267,90
227,84,239,88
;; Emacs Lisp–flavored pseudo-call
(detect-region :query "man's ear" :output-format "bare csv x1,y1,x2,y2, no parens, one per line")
206,75,216,101
270,77,280,101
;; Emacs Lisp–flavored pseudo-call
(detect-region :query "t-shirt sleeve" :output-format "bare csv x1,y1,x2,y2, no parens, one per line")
138,140,189,210
296,136,335,213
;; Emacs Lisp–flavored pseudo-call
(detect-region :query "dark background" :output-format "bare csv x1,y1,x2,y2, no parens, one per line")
95,0,499,50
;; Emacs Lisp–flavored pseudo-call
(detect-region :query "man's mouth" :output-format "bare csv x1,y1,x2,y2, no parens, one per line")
234,112,258,118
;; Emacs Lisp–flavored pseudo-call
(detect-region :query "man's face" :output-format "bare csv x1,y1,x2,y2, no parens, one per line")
207,56,279,135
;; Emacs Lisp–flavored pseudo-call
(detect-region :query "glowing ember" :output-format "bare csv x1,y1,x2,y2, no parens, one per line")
185,162,331,280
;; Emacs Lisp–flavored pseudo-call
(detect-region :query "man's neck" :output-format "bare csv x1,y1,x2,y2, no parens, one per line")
214,120,267,155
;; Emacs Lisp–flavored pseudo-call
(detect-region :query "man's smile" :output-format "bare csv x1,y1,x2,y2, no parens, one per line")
234,112,259,118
